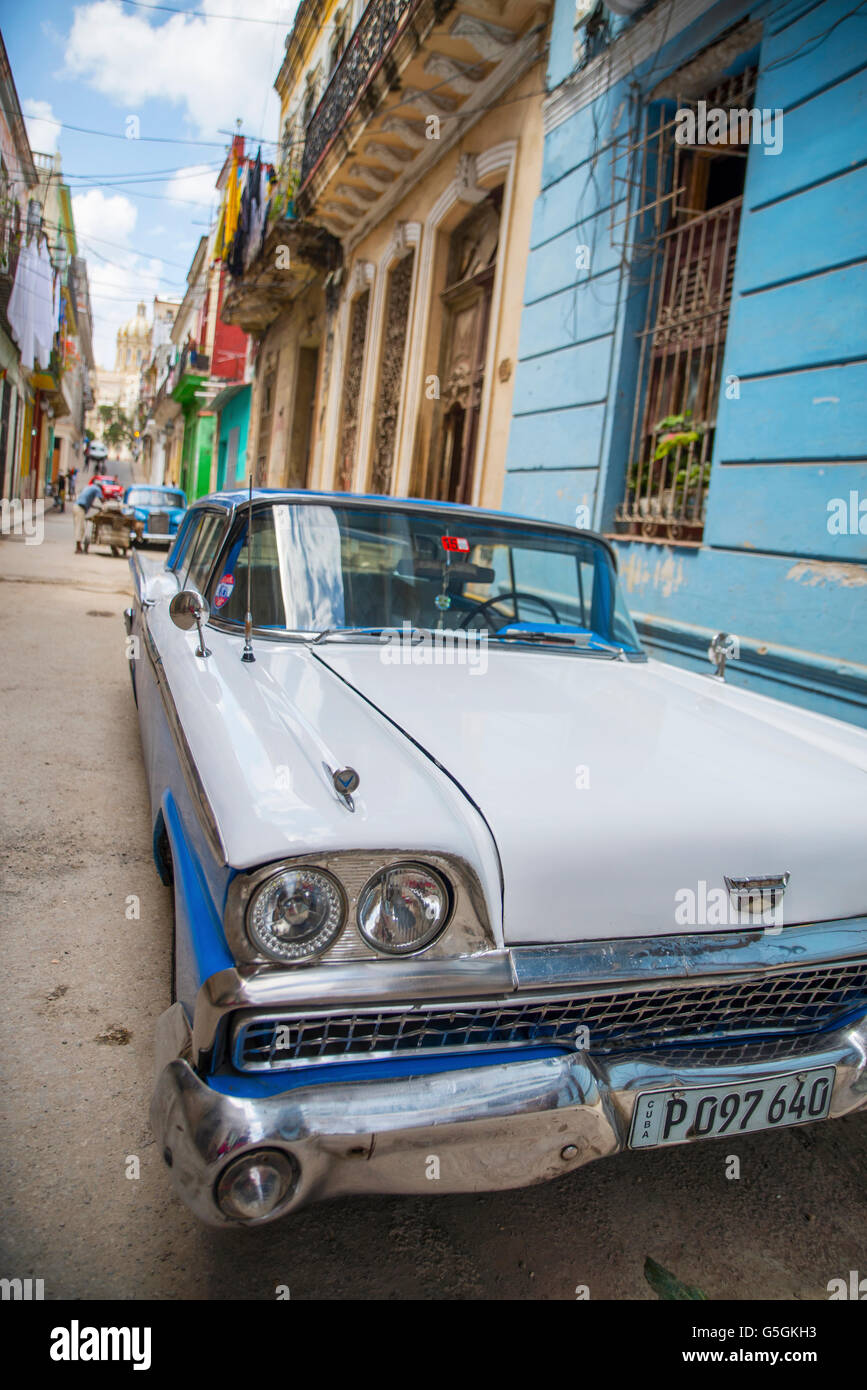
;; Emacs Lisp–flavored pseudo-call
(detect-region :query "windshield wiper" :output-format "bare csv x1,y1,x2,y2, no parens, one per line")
310,626,435,644
492,629,624,655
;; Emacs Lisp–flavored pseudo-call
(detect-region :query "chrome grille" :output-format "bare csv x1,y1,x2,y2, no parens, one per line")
232,959,867,1071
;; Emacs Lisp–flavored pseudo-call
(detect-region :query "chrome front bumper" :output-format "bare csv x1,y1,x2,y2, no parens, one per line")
151,1003,867,1226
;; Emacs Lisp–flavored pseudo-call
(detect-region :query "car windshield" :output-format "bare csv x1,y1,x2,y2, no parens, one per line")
207,501,643,653
127,488,184,508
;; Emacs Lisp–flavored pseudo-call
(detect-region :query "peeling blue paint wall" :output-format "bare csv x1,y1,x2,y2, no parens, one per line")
505,0,867,726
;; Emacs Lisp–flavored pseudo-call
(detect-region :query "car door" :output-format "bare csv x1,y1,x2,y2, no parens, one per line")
133,508,222,821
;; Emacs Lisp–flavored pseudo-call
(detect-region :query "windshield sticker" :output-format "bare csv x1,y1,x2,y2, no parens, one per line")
434,593,451,610
441,535,470,553
214,573,235,609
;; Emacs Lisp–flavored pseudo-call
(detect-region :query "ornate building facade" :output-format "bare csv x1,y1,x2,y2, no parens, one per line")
221,0,553,513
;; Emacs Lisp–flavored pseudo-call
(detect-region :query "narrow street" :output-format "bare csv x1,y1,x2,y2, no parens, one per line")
1,515,865,1301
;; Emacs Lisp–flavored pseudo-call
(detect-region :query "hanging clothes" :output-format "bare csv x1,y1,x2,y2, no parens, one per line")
222,152,242,259
244,161,270,271
9,236,59,371
34,237,56,368
229,156,256,276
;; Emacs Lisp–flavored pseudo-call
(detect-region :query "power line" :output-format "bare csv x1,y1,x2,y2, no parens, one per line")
69,179,217,208
119,0,297,26
61,160,224,179
5,104,233,147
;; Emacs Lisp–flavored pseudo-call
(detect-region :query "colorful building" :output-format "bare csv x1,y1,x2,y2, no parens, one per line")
503,0,867,725
221,0,554,510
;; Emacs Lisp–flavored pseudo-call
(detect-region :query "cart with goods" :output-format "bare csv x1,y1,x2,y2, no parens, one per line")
83,503,144,556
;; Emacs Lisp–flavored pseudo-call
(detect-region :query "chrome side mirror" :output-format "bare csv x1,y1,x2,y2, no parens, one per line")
170,589,211,659
708,631,738,681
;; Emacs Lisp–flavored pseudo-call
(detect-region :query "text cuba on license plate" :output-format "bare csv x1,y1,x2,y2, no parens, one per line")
629,1066,835,1148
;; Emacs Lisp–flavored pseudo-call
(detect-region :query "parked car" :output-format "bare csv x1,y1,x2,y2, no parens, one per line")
87,473,124,502
126,491,867,1226
124,484,187,545
86,440,108,465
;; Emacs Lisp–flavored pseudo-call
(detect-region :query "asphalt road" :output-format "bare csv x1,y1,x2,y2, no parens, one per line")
1,505,865,1300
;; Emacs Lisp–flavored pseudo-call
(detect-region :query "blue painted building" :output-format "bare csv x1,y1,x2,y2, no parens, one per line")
504,0,867,725
213,383,252,491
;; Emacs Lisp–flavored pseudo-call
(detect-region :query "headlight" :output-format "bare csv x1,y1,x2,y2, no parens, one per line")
357,862,450,955
247,866,345,963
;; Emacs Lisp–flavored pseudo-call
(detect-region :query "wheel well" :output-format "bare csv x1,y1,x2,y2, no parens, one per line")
153,810,174,886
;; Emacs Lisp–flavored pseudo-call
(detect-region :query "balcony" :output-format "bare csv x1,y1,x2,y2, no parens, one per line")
300,0,424,186
296,0,547,238
169,346,211,405
220,216,342,335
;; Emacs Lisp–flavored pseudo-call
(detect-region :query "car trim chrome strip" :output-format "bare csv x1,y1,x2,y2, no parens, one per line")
139,612,227,866
509,918,867,990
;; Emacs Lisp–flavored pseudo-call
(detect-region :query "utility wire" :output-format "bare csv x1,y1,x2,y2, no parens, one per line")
119,0,298,25
4,103,234,147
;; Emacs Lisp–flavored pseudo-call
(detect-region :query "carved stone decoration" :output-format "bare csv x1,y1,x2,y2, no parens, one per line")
370,250,415,496
424,53,484,95
348,259,375,299
365,141,415,173
349,162,392,191
399,87,457,116
334,183,378,211
337,289,370,492
320,208,352,234
380,115,427,148
390,220,421,261
450,14,516,61
454,152,487,206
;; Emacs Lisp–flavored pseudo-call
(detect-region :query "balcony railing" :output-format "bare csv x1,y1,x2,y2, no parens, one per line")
300,0,423,186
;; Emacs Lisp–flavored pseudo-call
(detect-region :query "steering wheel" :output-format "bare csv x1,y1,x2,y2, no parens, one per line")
457,590,561,630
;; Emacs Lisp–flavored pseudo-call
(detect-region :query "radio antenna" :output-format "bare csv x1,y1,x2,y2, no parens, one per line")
241,473,255,663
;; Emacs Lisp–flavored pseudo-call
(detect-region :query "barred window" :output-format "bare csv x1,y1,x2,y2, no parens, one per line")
614,68,757,543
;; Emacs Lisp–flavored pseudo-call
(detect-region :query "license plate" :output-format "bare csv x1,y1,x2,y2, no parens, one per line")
149,513,169,533
629,1066,835,1148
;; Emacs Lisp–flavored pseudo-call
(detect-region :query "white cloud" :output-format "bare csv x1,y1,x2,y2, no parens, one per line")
72,188,138,245
63,0,294,141
165,163,221,214
23,98,60,156
72,190,165,369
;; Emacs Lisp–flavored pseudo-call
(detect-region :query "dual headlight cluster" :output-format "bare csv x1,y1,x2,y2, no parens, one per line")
246,861,451,964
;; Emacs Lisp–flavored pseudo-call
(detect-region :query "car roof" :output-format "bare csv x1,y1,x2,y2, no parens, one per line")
191,489,614,557
126,484,185,494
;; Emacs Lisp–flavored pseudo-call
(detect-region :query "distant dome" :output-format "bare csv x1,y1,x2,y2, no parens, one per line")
120,302,150,340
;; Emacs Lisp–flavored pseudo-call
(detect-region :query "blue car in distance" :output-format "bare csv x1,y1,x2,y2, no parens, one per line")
124,484,187,545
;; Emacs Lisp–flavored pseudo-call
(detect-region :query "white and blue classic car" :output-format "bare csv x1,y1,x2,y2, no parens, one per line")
124,484,187,545
127,490,867,1225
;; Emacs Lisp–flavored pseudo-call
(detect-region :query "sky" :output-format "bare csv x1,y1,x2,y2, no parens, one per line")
3,0,301,368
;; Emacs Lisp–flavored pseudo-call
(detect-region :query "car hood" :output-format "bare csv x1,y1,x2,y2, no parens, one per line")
312,645,867,942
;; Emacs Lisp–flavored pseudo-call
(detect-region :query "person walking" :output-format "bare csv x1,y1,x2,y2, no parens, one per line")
72,480,102,554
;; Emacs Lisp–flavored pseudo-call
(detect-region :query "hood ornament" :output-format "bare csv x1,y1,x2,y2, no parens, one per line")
327,765,360,811
708,631,738,681
724,872,790,914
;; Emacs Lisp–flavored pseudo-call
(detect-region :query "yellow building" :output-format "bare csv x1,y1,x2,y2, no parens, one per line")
222,0,551,510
